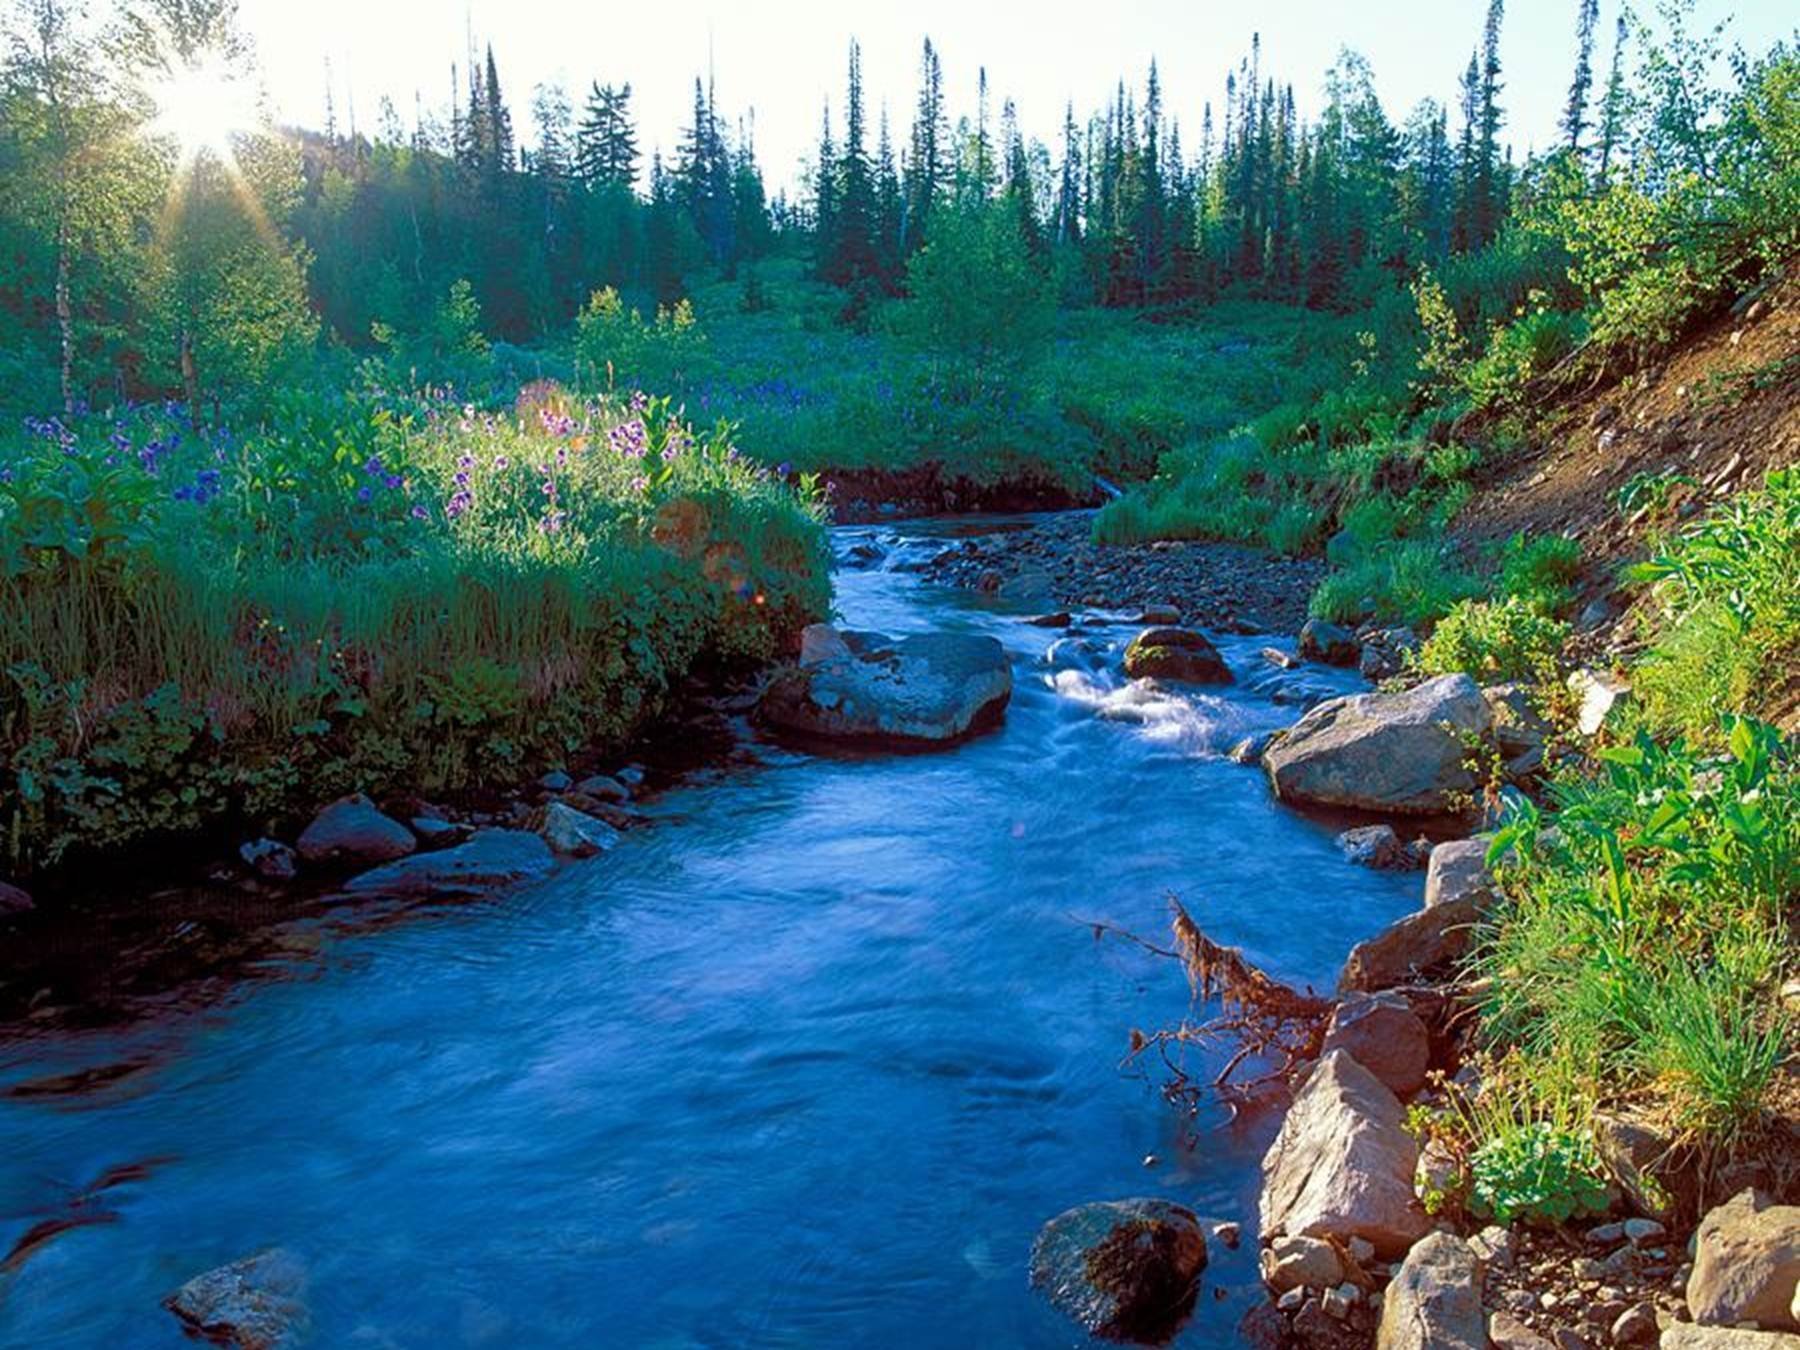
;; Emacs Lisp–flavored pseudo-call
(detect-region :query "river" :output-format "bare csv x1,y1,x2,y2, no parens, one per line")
0,515,1423,1348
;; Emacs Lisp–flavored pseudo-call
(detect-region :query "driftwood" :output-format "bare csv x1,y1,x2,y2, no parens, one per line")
1086,894,1336,1117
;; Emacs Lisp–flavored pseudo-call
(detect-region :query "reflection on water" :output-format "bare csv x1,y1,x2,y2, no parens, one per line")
0,516,1419,1348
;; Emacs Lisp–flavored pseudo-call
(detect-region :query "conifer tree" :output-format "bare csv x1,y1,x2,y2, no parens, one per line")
1560,0,1601,155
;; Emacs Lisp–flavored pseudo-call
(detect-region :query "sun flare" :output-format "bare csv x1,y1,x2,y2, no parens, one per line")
149,56,258,166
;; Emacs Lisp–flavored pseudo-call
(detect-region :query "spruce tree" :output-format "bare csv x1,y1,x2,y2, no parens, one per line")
1560,0,1601,155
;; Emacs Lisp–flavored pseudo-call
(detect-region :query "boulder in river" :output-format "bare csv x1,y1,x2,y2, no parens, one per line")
164,1248,306,1349
575,774,631,803
1122,627,1233,684
0,879,35,915
1030,1198,1207,1344
1259,1049,1430,1258
1376,1232,1485,1350
296,793,416,867
759,625,1012,746
1687,1189,1800,1331
1263,674,1493,815
342,828,554,898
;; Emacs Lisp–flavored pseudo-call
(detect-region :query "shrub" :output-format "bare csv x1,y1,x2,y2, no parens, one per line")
1464,305,1587,410
1309,539,1481,627
1498,532,1583,612
1417,597,1571,682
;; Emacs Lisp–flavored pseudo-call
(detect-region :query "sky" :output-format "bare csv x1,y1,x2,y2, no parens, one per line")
236,0,1797,194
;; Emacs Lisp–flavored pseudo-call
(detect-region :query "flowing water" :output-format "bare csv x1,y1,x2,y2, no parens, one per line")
0,516,1423,1348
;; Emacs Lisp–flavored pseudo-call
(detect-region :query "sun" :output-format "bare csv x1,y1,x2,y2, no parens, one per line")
149,56,259,166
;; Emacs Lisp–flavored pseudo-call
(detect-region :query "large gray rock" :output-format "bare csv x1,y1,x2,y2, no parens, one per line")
759,625,1012,745
1260,1050,1430,1258
1339,893,1483,993
1321,992,1431,1098
164,1249,306,1349
1424,838,1498,909
1263,674,1493,815
343,829,553,898
1377,1233,1485,1350
1662,1330,1800,1350
1122,627,1233,684
296,793,415,867
1687,1189,1800,1331
1029,1198,1207,1343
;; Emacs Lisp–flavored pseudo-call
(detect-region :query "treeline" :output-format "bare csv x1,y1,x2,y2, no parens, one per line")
0,0,1766,415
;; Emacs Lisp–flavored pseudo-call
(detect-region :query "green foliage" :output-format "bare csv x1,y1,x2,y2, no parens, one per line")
895,202,1054,371
1417,597,1570,682
1499,532,1583,612
1470,1120,1613,1225
1310,540,1481,626
1627,470,1798,742
0,385,828,870
1464,304,1586,409
1479,715,1797,1143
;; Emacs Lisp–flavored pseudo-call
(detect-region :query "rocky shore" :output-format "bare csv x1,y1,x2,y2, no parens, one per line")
907,510,1327,634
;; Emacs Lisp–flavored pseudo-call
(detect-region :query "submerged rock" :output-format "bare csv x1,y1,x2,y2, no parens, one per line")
296,793,415,867
1122,627,1233,684
759,625,1012,746
343,828,553,898
1336,825,1425,870
1376,1232,1485,1350
164,1249,306,1349
1030,1198,1207,1344
1263,674,1493,815
1260,1050,1430,1258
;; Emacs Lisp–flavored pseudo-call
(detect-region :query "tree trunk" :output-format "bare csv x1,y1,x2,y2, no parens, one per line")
55,214,73,415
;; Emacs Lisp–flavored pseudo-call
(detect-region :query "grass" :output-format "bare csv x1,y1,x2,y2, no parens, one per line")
0,383,829,871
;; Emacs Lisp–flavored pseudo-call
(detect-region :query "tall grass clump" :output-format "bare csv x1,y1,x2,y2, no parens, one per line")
0,385,829,871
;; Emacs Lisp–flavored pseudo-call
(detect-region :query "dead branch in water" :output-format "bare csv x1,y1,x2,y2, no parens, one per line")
1083,894,1335,1115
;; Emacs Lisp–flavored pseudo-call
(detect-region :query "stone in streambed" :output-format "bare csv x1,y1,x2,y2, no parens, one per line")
538,802,622,858
1030,1198,1207,1343
1263,674,1493,815
296,793,415,867
164,1249,306,1349
1424,837,1498,910
238,838,298,881
759,625,1012,746
342,828,553,898
1299,619,1360,667
575,774,630,803
1122,627,1233,685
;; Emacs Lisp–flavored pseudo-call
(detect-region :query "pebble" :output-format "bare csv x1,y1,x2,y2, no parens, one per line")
1321,1286,1353,1321
538,769,572,792
1277,1287,1305,1312
1622,1219,1665,1245
1611,1303,1659,1347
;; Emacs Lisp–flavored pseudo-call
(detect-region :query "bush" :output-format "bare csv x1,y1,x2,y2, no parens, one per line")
1464,305,1587,410
1417,597,1571,682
